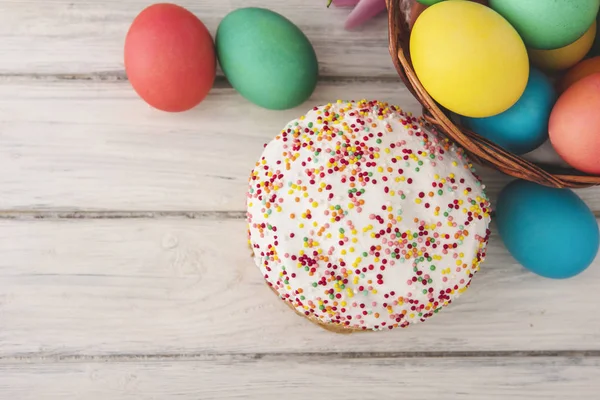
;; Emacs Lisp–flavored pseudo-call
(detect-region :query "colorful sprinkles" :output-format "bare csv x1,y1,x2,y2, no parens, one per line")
246,100,492,331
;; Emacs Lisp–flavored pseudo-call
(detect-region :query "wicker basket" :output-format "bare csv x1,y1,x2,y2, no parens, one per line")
386,0,600,189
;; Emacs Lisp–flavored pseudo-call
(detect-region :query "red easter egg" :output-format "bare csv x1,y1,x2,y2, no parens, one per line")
125,4,216,112
549,73,600,174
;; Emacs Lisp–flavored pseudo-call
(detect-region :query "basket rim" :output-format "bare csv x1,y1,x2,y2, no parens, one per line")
386,0,600,189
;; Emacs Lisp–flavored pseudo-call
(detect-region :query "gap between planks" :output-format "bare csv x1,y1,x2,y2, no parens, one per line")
0,210,246,220
2,350,600,365
5,210,600,220
0,73,403,85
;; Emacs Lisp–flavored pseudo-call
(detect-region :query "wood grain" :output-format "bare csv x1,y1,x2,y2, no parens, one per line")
1,355,599,399
0,0,395,77
1,1,597,396
1,218,599,357
2,79,598,212
0,78,416,211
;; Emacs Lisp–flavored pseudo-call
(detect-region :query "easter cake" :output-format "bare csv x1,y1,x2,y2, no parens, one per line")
246,100,492,332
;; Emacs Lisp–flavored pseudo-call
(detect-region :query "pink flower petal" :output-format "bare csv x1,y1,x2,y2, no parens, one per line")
344,0,387,30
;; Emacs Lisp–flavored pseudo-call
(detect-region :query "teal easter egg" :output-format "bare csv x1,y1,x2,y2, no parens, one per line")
489,0,600,50
496,180,599,279
216,8,318,110
462,69,556,155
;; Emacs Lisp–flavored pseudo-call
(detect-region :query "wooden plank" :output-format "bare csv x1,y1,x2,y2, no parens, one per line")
0,78,417,212
1,218,600,357
0,0,395,77
0,355,598,399
2,79,598,212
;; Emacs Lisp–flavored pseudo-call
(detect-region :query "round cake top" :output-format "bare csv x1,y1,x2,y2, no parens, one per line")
247,100,491,331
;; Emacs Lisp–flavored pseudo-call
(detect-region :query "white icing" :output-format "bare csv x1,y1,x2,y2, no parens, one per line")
247,100,491,331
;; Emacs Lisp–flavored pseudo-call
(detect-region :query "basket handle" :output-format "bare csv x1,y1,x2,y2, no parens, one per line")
387,0,415,95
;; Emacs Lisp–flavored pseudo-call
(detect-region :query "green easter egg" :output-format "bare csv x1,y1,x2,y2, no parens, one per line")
417,0,446,5
490,0,600,50
216,8,319,110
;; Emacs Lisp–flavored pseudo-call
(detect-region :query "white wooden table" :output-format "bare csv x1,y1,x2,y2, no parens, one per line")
1,1,599,398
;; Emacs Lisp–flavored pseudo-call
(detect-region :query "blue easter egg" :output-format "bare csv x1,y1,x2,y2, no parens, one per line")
496,180,599,279
463,69,556,155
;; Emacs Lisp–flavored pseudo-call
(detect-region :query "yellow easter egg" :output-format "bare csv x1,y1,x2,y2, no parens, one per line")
529,21,597,72
410,0,529,118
